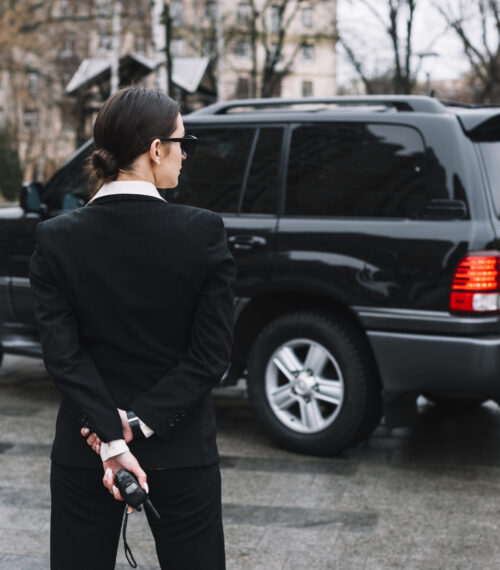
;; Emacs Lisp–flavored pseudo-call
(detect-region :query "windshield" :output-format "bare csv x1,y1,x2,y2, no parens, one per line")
480,142,500,217
43,143,93,210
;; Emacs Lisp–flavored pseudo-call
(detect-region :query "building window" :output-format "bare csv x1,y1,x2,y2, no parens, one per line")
301,7,313,28
302,80,313,97
205,1,217,20
270,5,281,33
98,31,113,53
236,77,249,99
301,42,315,62
237,2,250,23
59,0,70,15
135,35,146,54
23,109,38,130
59,33,76,57
171,38,184,57
95,0,112,16
270,42,280,60
202,37,216,56
28,72,39,95
236,40,250,59
171,0,183,26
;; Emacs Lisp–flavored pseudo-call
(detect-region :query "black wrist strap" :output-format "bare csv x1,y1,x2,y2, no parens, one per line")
126,410,144,440
122,509,137,568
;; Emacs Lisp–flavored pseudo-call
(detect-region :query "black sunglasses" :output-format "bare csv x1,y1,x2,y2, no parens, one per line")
160,134,198,158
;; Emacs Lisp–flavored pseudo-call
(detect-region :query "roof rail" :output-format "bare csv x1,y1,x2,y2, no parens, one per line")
190,95,447,116
440,99,500,109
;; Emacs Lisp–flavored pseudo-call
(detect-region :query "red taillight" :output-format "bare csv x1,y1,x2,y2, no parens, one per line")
450,252,500,313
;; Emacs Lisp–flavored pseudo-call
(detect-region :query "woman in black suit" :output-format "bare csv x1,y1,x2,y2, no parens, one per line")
29,87,236,569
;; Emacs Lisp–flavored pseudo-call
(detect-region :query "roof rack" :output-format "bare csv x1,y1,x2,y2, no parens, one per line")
440,99,500,109
190,95,447,116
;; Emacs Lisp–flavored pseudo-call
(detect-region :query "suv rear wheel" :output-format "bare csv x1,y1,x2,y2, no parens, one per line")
247,312,382,456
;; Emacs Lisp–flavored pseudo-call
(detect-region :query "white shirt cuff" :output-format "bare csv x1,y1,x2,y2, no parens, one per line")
100,439,129,462
138,417,154,438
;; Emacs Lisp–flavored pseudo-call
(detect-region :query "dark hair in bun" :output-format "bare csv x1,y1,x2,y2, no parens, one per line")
90,148,119,181
86,86,180,198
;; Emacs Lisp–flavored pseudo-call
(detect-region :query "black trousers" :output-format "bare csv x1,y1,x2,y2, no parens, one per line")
50,461,226,570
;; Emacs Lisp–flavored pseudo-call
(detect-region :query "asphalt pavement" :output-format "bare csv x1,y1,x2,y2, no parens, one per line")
1,355,500,569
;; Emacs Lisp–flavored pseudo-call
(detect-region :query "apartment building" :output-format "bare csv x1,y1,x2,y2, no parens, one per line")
167,0,336,100
0,0,336,188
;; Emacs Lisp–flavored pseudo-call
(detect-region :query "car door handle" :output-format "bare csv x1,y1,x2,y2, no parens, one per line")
228,235,267,250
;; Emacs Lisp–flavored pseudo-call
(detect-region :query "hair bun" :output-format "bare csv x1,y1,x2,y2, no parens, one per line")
91,148,119,180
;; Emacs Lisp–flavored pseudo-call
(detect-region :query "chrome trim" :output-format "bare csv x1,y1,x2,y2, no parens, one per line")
10,277,31,289
352,305,499,335
353,306,498,324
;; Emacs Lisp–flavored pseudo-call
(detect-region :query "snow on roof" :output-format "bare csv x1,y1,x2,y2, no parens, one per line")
65,58,111,94
65,54,210,95
172,57,210,93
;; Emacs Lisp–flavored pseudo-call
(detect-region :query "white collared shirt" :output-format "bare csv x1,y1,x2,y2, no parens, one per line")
99,417,154,463
87,180,167,205
85,179,158,461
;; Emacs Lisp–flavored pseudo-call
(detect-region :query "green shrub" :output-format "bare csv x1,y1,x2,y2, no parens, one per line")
0,126,23,203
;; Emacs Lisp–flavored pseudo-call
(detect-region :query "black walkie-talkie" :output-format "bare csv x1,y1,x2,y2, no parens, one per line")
115,470,160,518
114,470,160,568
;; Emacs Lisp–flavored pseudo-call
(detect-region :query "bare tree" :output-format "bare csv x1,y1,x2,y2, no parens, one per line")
435,0,500,103
338,0,424,94
225,0,332,98
0,0,149,181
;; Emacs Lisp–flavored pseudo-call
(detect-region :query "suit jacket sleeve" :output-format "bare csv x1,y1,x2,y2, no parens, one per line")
129,212,236,441
29,222,123,443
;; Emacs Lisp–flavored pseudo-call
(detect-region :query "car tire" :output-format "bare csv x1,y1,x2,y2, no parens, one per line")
247,311,382,456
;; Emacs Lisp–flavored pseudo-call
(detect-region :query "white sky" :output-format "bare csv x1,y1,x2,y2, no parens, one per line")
336,0,487,87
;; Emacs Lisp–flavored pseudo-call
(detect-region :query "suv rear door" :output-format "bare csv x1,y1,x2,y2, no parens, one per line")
273,116,480,319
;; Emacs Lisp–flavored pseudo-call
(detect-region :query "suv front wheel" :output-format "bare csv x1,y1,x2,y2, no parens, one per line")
247,312,382,456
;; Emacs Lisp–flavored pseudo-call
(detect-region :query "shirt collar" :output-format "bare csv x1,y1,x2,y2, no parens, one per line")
87,180,167,205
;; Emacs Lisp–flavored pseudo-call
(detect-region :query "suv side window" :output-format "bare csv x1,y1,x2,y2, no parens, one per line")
169,127,255,213
241,127,283,215
285,122,428,218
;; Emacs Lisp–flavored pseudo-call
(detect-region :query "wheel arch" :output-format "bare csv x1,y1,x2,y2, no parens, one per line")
227,289,382,390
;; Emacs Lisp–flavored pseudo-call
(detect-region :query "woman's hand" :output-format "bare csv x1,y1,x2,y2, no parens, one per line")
102,450,148,513
80,428,102,454
80,408,134,455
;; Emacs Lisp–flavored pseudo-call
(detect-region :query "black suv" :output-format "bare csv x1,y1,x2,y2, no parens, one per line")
3,95,500,456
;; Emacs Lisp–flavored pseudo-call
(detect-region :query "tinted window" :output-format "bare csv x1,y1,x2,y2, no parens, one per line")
168,127,254,213
480,142,500,217
285,123,427,218
241,127,283,214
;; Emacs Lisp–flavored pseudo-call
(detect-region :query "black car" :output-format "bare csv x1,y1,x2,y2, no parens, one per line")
3,95,500,456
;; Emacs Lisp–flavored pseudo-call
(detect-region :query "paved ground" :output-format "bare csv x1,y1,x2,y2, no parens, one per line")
1,355,500,569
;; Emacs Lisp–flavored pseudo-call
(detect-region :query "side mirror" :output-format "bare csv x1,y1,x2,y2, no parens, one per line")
20,182,46,214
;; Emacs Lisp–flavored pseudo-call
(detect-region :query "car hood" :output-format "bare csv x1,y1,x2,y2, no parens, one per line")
0,205,24,219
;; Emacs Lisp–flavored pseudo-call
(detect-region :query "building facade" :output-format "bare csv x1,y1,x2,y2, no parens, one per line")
166,0,336,101
0,0,336,193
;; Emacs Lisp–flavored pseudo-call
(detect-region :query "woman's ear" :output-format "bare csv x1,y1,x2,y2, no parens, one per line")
149,139,162,165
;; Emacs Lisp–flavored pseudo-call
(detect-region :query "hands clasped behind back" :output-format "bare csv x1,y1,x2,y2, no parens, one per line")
80,407,148,513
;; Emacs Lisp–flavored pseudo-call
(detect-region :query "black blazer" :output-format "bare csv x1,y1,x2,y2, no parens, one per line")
29,193,236,469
